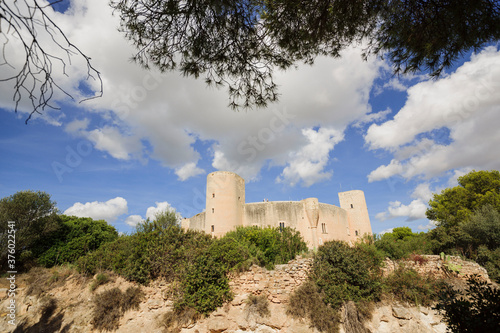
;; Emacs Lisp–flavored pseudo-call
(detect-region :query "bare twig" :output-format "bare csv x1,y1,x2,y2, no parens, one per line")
0,0,102,123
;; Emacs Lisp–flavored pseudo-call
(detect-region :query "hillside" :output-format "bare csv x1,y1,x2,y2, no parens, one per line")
0,255,492,333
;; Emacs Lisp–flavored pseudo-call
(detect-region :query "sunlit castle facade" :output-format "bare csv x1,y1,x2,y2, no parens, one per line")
182,171,373,248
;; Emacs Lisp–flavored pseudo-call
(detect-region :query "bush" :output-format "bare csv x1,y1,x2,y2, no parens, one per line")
435,274,500,332
223,226,307,269
375,227,432,260
178,253,233,314
384,266,443,306
90,272,110,292
476,246,500,283
92,286,144,331
312,241,383,309
76,223,213,285
0,190,59,271
37,215,118,267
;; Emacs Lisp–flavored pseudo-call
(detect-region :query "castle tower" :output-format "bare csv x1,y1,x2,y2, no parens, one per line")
304,198,320,249
205,171,245,237
338,190,372,240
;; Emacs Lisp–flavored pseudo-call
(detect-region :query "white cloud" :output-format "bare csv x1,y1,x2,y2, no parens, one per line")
175,162,205,181
375,199,427,222
383,78,407,92
86,126,143,160
64,197,128,221
365,47,500,181
276,127,344,186
368,160,403,183
145,201,176,220
1,0,385,184
411,182,433,202
124,201,178,227
375,183,433,222
65,118,90,133
125,214,143,227
353,108,391,128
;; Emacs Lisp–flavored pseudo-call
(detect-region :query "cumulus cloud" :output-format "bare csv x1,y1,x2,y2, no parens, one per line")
375,183,433,222
375,199,428,222
365,47,500,181
145,201,176,220
368,160,403,182
0,0,385,185
175,162,205,181
125,214,143,227
85,126,143,160
123,201,177,228
64,197,128,221
276,127,344,187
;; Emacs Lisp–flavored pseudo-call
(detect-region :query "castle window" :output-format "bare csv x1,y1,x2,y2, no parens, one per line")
321,223,327,234
355,230,359,236
212,208,214,213
350,204,353,209
279,222,285,232
211,225,215,232
212,193,215,198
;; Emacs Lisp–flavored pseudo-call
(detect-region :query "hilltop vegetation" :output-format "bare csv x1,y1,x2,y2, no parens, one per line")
1,170,499,331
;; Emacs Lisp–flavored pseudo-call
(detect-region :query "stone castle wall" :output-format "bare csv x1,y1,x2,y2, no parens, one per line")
184,171,374,248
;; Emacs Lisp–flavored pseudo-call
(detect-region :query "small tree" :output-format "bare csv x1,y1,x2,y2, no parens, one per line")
435,275,500,332
0,190,59,270
426,170,500,229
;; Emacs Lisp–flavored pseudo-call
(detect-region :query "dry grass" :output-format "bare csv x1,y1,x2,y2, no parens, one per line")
245,294,270,318
160,307,199,333
24,265,77,297
287,281,340,333
89,272,111,292
92,286,144,331
342,301,372,333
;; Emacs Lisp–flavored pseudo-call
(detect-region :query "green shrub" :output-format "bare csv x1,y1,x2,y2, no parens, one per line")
37,215,118,267
375,227,432,260
312,241,383,309
435,274,500,332
178,254,233,314
92,286,144,331
223,226,307,269
476,246,500,283
90,272,110,292
76,223,213,285
384,266,443,306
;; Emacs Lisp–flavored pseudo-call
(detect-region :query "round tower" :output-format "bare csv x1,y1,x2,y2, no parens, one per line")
338,190,372,241
304,198,320,249
205,171,245,237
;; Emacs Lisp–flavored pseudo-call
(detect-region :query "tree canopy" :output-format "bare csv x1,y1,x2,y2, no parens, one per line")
0,190,59,269
426,170,500,229
111,0,500,109
2,0,499,116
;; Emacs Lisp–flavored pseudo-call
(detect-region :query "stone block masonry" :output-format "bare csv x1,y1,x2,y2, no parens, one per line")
229,258,313,304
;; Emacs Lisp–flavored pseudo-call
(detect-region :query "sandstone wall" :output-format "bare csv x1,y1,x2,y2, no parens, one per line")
383,255,491,283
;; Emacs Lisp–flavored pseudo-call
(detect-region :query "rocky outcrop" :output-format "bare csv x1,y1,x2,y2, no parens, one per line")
0,256,491,333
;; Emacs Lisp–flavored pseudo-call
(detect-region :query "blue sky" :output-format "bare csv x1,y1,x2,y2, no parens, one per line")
1,0,499,235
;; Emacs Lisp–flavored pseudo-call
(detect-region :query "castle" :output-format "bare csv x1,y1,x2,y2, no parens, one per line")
182,171,373,248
